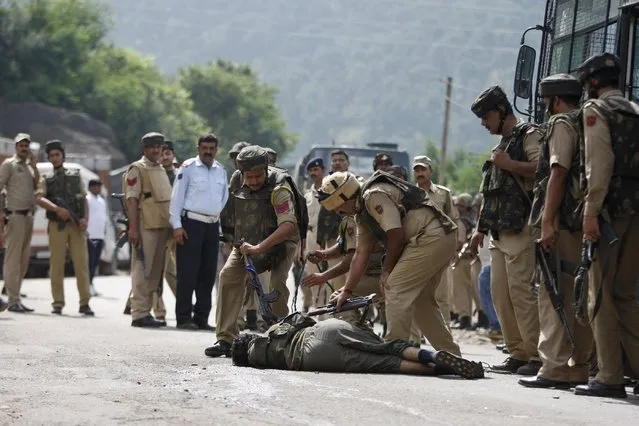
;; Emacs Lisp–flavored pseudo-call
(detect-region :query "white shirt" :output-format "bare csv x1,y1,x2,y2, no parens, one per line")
304,185,322,253
169,156,229,229
86,192,108,239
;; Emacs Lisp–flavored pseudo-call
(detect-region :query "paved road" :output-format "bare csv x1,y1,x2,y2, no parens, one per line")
1,275,637,425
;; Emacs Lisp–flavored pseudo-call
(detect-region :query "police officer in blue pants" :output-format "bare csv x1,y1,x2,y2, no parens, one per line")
169,134,229,330
478,264,502,339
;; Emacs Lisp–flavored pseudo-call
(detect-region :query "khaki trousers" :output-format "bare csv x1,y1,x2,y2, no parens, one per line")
48,221,90,308
490,225,540,361
130,227,167,321
384,225,460,356
151,237,178,319
435,265,453,321
3,214,33,304
588,216,639,385
537,229,593,382
452,257,481,318
216,242,296,343
329,274,383,324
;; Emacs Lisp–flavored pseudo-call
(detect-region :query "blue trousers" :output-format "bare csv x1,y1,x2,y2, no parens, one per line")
478,264,501,330
87,239,104,284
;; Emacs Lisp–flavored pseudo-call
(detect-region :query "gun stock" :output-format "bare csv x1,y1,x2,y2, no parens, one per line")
242,254,280,325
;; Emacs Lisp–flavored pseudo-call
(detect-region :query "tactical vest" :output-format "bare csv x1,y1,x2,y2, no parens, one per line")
582,94,639,218
478,122,539,234
225,168,308,273
44,167,84,222
357,171,456,245
127,160,172,229
529,111,583,232
248,312,316,370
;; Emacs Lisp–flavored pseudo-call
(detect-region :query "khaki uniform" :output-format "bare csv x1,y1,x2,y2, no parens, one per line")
536,120,593,382
0,156,38,305
452,220,481,318
358,183,460,355
303,186,324,308
426,182,459,322
37,167,90,308
151,233,178,319
125,156,172,321
489,129,542,362
216,182,299,343
582,90,639,385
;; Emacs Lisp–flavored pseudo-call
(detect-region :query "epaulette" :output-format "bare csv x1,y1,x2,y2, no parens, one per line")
180,158,197,168
435,183,451,193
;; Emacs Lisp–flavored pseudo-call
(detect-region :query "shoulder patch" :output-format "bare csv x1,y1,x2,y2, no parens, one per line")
586,115,597,127
127,177,138,186
275,200,290,214
347,227,355,237
374,205,383,215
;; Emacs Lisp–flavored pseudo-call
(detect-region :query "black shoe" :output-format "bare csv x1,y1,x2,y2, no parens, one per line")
517,360,542,376
574,380,627,399
434,350,484,379
246,310,258,331
489,357,528,374
518,376,571,389
204,340,231,358
79,305,95,316
155,317,167,327
8,302,34,313
450,312,459,323
177,321,199,330
633,384,638,395
197,323,215,331
131,315,164,328
123,305,131,315
51,307,63,315
0,298,7,312
495,343,506,351
453,316,472,330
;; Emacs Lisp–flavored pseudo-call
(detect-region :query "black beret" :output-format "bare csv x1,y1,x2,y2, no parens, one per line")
306,157,325,170
141,132,165,146
45,140,64,154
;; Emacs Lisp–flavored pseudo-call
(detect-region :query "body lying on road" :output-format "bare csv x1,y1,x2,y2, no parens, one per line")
228,313,484,379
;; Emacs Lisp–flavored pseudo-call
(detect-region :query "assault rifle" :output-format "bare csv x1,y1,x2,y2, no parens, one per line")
112,193,147,281
236,240,280,326
534,241,575,347
53,197,83,233
452,241,478,268
573,219,618,325
307,294,376,318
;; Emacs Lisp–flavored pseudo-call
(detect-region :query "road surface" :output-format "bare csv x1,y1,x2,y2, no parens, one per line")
1,274,637,425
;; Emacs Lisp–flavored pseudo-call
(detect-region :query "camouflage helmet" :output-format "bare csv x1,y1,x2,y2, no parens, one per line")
229,141,252,160
455,193,474,208
264,147,277,165
141,132,165,147
236,145,268,172
373,152,393,170
539,73,583,97
317,171,361,211
471,86,511,118
577,52,621,85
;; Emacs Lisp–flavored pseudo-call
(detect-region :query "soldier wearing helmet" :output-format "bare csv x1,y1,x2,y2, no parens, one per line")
521,73,595,391
207,146,304,358
469,85,543,376
572,53,639,399
317,170,461,355
373,153,393,172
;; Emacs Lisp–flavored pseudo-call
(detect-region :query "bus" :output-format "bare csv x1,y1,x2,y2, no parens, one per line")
512,0,639,124
292,142,410,191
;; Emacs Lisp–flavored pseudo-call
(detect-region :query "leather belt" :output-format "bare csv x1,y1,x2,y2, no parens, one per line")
184,210,218,224
5,209,32,216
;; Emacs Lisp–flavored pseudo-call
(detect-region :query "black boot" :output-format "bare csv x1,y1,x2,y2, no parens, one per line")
453,316,472,330
204,340,232,358
473,310,489,329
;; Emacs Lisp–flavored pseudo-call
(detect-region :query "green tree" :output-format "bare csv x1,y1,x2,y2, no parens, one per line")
422,140,487,195
179,60,297,156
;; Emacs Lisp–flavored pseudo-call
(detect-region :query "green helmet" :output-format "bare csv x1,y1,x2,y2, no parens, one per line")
236,146,268,172
229,141,252,160
577,52,621,85
539,73,583,97
471,86,511,118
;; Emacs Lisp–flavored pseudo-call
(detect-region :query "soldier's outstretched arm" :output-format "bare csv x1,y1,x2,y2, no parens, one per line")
303,251,354,287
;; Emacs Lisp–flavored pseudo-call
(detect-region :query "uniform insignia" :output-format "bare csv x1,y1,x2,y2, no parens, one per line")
586,115,596,127
347,227,355,237
275,201,290,214
177,173,183,180
127,177,137,186
375,205,383,215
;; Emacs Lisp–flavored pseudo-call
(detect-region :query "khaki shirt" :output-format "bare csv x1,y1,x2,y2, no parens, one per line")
548,119,581,202
0,155,38,211
582,90,620,217
271,182,299,243
522,129,543,191
342,215,357,251
37,166,87,199
357,183,438,245
125,156,160,201
425,182,463,244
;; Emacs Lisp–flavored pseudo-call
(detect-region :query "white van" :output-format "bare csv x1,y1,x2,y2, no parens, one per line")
28,162,130,277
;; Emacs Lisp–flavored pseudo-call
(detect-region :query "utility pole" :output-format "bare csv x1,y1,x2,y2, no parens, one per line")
439,76,452,184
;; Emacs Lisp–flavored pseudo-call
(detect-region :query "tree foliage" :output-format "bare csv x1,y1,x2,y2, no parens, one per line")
423,140,486,195
0,0,293,162
179,60,297,156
